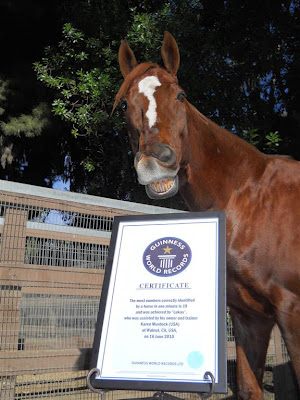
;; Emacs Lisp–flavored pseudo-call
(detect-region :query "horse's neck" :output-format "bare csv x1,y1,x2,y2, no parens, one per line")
181,104,267,211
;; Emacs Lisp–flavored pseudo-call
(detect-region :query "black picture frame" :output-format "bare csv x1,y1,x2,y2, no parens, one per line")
89,211,227,394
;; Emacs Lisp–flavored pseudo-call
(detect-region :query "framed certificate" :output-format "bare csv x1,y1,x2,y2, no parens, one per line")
89,211,227,394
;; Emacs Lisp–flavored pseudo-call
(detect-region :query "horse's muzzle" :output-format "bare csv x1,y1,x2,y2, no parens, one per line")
134,145,179,199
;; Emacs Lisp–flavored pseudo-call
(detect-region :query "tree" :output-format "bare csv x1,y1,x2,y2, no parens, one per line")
168,0,300,156
0,0,68,187
34,2,174,203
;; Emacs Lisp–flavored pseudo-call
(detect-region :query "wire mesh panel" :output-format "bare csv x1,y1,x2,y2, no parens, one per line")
19,294,99,351
0,180,290,399
24,238,108,269
0,285,22,351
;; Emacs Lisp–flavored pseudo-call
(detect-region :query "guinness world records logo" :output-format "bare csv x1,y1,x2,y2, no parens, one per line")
143,237,192,277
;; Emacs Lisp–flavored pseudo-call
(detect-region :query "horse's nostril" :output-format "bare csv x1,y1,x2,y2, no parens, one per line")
135,145,175,167
150,144,175,164
159,146,172,162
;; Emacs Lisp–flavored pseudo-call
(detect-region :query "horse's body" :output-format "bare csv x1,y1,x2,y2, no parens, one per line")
115,32,300,399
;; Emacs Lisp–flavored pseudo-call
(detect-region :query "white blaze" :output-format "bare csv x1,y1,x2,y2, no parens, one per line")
138,76,161,128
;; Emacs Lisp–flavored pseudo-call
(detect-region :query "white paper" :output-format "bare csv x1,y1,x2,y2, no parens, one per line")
96,218,219,383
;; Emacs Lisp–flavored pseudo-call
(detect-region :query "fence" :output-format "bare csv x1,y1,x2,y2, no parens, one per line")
0,180,294,399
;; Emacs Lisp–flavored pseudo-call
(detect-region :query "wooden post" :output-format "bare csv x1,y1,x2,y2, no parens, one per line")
0,208,28,264
0,208,27,399
0,285,22,400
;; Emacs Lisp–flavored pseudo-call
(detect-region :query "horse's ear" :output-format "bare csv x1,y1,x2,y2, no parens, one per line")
161,31,180,76
118,40,138,78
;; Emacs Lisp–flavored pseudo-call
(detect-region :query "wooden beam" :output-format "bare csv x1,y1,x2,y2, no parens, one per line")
0,264,105,288
25,228,110,245
0,192,139,218
0,349,92,376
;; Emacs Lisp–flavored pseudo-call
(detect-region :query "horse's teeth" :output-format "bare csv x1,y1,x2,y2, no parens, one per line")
151,179,174,193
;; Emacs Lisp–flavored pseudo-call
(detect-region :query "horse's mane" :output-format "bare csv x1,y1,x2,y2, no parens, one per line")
112,63,158,114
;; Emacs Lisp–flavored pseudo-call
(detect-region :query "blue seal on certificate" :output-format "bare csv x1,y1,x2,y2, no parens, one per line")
143,237,192,277
187,351,204,369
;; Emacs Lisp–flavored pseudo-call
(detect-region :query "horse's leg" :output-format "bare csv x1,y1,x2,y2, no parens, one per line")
276,305,300,388
230,309,274,400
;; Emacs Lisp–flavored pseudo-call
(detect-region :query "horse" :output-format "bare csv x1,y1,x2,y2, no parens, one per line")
113,31,300,399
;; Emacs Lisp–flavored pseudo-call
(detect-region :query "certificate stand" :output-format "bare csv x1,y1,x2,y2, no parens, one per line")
87,369,215,400
86,369,107,400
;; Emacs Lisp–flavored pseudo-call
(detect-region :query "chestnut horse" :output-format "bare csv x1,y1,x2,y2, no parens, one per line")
114,32,300,399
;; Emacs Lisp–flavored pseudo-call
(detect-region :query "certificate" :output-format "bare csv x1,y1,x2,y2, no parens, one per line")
89,212,227,394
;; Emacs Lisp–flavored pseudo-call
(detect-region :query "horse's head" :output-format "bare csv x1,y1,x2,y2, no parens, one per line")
114,32,189,199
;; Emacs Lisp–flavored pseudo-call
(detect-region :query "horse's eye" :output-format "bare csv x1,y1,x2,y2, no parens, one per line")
120,100,127,112
177,92,186,103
